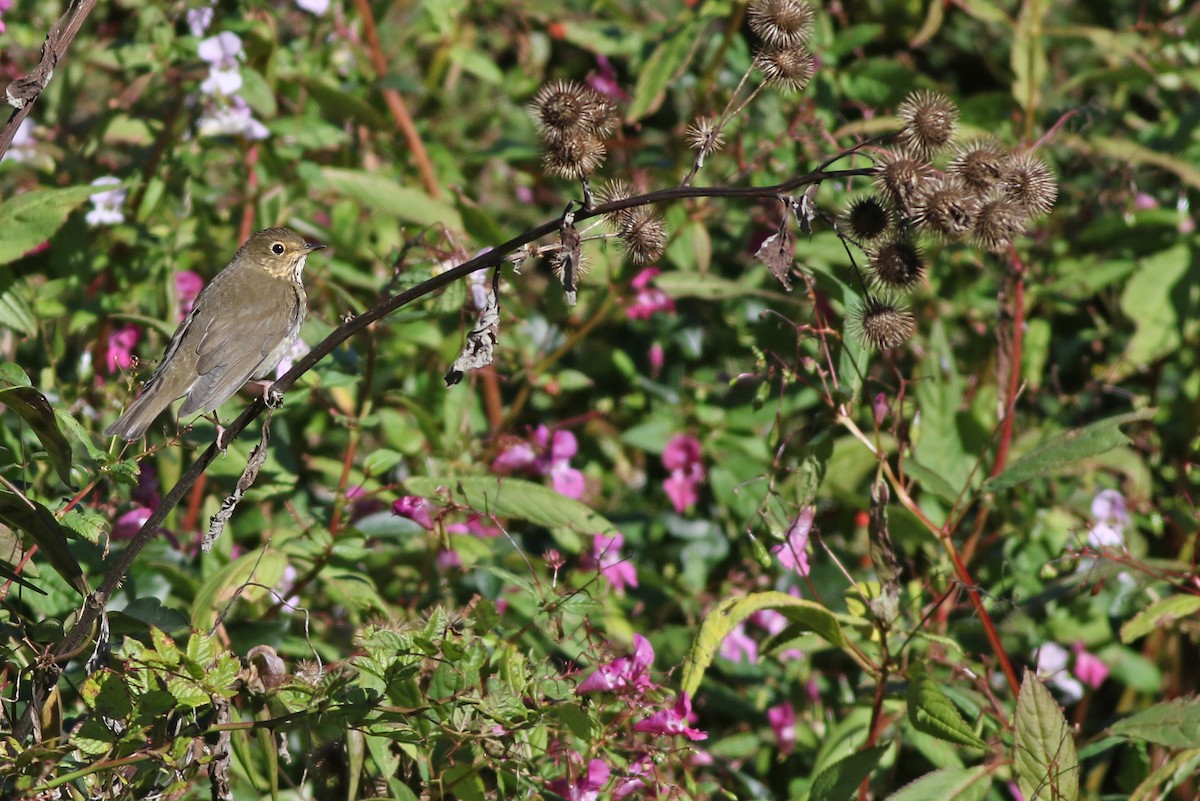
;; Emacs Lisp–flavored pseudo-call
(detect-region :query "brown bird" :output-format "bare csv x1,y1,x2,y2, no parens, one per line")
105,227,325,440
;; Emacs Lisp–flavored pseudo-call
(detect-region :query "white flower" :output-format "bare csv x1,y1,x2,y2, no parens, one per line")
1036,642,1083,703
85,176,126,227
296,0,330,15
1,117,37,163
198,31,244,96
1087,488,1129,548
197,97,270,140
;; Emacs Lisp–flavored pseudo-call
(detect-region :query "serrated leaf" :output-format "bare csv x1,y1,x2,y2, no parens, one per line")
681,591,846,697
191,549,288,630
0,184,129,265
908,665,987,748
59,508,108,546
810,745,888,801
984,410,1154,493
0,487,87,595
0,378,75,487
322,168,462,231
884,766,991,801
404,476,621,544
186,631,220,668
625,22,701,122
1014,669,1079,801
1120,595,1200,643
1109,697,1200,748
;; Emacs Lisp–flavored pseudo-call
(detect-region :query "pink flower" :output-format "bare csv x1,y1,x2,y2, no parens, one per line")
577,634,655,695
661,434,705,514
446,514,501,538
587,54,627,100
648,342,664,377
611,754,655,799
634,693,707,741
176,271,205,318
772,507,814,575
718,622,757,664
492,441,537,471
436,549,462,570
1072,644,1109,689
591,532,637,593
548,757,609,801
626,268,675,320
113,506,152,540
391,496,434,530
767,701,797,755
493,426,586,499
105,324,140,374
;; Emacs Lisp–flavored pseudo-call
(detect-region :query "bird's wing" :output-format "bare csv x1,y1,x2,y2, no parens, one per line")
178,281,299,417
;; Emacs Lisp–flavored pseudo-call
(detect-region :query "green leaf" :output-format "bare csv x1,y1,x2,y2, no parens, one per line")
883,766,992,801
907,665,987,748
0,183,131,265
190,549,288,630
0,487,88,595
904,459,963,505
681,591,846,697
1011,0,1048,113
984,410,1154,493
322,168,463,231
404,476,622,544
1014,669,1079,801
653,271,758,300
59,508,108,546
1109,697,1200,748
296,76,387,128
1120,595,1200,643
625,22,701,122
0,374,76,487
1118,245,1190,371
810,745,888,801
441,762,487,801
0,271,36,335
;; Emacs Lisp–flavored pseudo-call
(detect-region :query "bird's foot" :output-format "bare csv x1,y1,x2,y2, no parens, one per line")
264,382,284,409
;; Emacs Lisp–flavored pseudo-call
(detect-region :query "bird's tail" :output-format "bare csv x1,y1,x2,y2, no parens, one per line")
104,383,174,441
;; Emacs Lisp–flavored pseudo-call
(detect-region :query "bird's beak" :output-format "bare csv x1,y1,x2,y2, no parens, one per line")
305,242,327,251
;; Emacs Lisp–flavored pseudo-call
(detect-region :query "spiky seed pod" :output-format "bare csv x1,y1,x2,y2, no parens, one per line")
754,45,816,93
748,0,816,47
686,116,725,157
897,90,958,158
971,195,1028,253
543,132,606,179
849,297,916,350
597,179,636,227
868,239,925,290
1001,150,1058,217
842,195,892,243
873,148,934,214
910,176,979,241
619,206,668,264
947,138,1007,197
530,81,618,140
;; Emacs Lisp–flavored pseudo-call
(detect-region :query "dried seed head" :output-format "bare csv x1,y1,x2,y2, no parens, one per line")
873,148,934,213
868,239,925,290
842,195,892,243
947,138,1008,197
748,0,816,47
972,195,1028,253
754,45,816,93
597,179,636,227
619,206,668,264
530,80,618,140
1001,150,1058,217
911,175,979,240
849,297,916,350
686,116,726,157
543,132,607,179
897,90,958,158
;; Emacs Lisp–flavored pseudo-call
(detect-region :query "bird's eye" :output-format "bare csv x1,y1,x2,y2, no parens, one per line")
271,243,285,255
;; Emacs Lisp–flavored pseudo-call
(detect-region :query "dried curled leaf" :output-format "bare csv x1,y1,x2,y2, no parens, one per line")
445,279,501,385
756,228,795,290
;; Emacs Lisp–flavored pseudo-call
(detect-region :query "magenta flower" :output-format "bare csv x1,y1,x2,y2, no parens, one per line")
634,693,707,741
446,514,501,538
548,757,609,801
105,324,140,374
626,268,675,320
113,506,152,540
176,271,205,318
1072,644,1109,689
718,622,757,664
577,633,655,695
648,342,664,377
591,532,637,593
661,434,705,514
492,426,586,499
612,754,655,799
587,54,627,101
772,507,814,576
767,701,797,756
391,496,435,530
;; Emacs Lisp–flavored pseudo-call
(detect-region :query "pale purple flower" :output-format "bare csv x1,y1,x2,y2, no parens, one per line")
198,31,244,96
872,392,889,426
548,757,608,801
767,701,797,755
772,507,814,575
592,532,637,593
577,634,655,695
1072,643,1108,689
662,434,705,514
1087,489,1129,548
105,324,140,374
1,117,36,163
436,549,462,570
626,268,675,320
273,338,309,379
276,564,301,610
86,177,126,227
1036,642,1083,703
391,496,434,530
634,693,707,741
296,0,329,14
718,622,757,664
197,96,269,140
187,6,214,36
749,607,787,636
176,271,205,318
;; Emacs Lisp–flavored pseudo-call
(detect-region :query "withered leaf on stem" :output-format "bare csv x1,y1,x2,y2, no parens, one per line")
756,227,796,290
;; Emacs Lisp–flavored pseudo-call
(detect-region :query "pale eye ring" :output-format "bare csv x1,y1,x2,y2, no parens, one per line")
271,243,285,255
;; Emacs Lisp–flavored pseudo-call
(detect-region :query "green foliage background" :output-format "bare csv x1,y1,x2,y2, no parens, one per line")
1,0,1199,799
